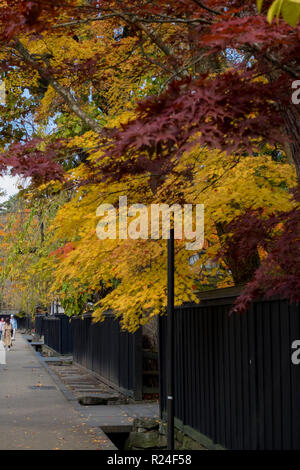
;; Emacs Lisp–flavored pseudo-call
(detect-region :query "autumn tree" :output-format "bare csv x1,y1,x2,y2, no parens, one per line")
1,142,295,329
0,1,298,178
0,1,298,320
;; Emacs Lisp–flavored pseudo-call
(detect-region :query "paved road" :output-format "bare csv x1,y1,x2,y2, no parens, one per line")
0,334,113,450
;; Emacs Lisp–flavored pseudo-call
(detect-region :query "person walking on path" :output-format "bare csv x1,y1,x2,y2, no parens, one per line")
10,315,17,341
0,318,5,341
2,318,12,351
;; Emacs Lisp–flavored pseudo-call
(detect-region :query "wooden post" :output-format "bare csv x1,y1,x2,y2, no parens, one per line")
167,228,175,450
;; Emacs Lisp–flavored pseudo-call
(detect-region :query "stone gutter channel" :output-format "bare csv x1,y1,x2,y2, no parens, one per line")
24,332,167,451
25,333,215,450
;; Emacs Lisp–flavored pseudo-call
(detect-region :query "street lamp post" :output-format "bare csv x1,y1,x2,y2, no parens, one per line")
167,228,175,450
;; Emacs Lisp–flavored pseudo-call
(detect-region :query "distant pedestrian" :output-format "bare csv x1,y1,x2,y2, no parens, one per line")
2,318,12,350
0,318,5,340
10,315,17,341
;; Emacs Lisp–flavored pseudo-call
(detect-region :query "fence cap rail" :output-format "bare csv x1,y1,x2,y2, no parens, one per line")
194,286,284,305
72,310,114,320
196,286,244,301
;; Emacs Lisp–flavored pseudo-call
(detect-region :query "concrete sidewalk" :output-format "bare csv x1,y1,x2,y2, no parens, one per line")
0,333,114,450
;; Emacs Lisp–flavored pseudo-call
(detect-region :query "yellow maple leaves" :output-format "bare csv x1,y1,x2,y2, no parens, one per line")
0,12,297,329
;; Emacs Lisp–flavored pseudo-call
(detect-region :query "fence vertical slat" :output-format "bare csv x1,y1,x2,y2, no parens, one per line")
202,307,209,436
192,308,199,431
290,302,300,449
175,309,181,422
182,308,187,427
217,306,226,447
196,307,204,435
208,305,215,441
134,328,143,400
241,306,251,450
222,304,232,449
229,307,238,449
280,300,292,449
270,299,282,450
189,308,194,427
247,303,257,450
235,308,243,449
263,302,273,449
255,301,266,450
213,305,220,445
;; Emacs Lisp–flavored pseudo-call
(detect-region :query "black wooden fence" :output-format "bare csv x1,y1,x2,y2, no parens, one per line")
159,289,300,450
17,315,34,330
72,314,143,399
38,315,73,354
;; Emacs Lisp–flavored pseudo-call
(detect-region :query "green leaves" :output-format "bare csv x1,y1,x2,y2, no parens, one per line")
257,0,264,12
60,281,93,317
257,0,300,27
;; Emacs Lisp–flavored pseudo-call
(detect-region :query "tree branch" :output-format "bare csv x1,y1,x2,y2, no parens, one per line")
139,42,173,74
191,0,221,15
53,14,117,29
245,42,300,78
118,14,181,74
13,39,103,134
53,13,211,29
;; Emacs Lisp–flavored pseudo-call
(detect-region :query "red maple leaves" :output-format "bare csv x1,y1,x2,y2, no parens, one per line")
102,72,287,170
0,139,65,184
218,197,300,313
50,242,76,259
0,0,298,308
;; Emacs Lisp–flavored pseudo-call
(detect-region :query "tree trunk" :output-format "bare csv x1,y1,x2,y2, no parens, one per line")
282,104,300,182
264,68,300,182
216,222,261,285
